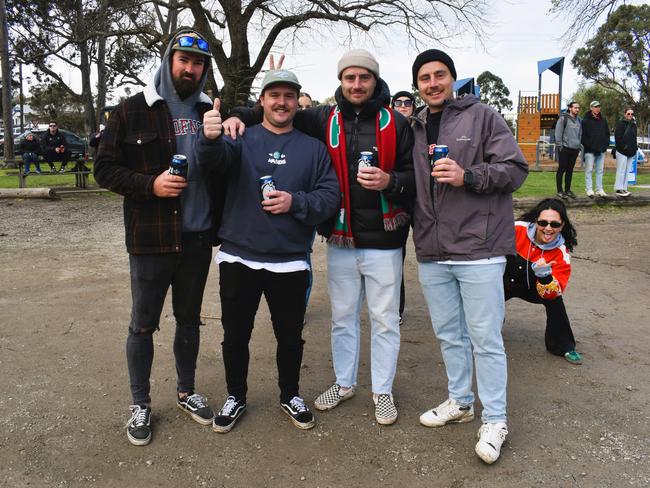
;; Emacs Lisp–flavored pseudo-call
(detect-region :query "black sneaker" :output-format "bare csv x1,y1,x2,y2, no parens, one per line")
565,190,577,199
126,405,152,446
177,392,214,426
212,396,246,433
280,396,315,430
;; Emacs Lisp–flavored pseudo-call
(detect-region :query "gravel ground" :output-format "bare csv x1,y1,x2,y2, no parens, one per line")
0,194,648,487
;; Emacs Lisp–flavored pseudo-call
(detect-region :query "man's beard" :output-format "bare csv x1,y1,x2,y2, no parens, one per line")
173,75,200,99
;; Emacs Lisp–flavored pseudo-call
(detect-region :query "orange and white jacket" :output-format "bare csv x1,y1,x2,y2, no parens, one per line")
512,221,571,299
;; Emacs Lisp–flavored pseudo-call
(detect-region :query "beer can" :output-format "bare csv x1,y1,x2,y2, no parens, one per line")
260,175,276,201
433,145,449,164
169,154,188,178
358,151,373,169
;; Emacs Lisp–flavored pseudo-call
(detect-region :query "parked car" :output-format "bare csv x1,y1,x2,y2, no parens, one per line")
0,129,88,159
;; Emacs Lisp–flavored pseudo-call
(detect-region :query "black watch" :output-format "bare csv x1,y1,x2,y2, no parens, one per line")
463,169,475,187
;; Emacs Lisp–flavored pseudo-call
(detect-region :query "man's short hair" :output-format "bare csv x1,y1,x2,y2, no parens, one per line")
567,101,578,108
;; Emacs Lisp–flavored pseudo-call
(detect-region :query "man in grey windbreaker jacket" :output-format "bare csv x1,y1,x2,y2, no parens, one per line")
409,49,528,465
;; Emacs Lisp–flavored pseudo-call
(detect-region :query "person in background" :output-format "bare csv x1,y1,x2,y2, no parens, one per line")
391,91,415,119
42,122,71,173
554,102,582,199
20,132,42,175
503,198,582,365
613,108,637,198
298,92,313,110
581,101,609,198
391,90,417,325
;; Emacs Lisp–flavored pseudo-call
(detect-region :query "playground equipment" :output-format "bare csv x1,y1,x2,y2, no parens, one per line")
516,57,563,166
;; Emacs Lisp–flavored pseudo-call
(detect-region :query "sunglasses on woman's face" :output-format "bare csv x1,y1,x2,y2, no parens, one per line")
626,112,634,116
393,99,413,108
536,219,562,229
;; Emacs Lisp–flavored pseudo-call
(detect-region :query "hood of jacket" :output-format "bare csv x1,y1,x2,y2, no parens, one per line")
526,221,565,250
334,77,392,117
143,34,212,108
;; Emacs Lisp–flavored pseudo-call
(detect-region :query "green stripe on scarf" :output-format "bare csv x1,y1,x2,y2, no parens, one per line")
326,105,408,247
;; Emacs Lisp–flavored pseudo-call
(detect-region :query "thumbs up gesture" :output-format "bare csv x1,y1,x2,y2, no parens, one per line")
203,98,223,140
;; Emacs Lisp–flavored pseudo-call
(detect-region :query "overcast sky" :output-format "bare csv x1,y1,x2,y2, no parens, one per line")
250,0,585,111
26,0,627,111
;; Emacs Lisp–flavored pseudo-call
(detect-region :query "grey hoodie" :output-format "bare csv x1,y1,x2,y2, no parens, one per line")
555,113,582,151
150,37,213,232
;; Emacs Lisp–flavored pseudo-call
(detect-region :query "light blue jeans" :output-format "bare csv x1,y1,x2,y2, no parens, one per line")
584,152,605,192
418,261,507,423
327,246,402,394
614,152,634,191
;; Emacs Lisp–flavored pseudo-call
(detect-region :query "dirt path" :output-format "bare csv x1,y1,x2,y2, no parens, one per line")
0,195,648,487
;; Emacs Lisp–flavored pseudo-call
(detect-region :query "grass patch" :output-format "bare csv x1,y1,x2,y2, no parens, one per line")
0,162,96,189
514,169,649,198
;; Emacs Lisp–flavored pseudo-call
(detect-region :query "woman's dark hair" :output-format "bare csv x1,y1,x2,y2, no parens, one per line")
518,198,577,251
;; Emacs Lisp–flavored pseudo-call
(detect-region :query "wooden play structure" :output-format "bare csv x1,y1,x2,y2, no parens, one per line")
516,57,564,166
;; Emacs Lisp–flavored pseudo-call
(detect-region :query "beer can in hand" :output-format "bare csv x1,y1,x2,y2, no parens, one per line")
358,151,374,169
169,154,188,179
260,175,276,201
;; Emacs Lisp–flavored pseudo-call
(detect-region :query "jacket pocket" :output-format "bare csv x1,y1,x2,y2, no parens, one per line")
124,131,163,174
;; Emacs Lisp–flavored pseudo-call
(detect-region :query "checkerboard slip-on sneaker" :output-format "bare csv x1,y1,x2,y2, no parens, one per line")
314,384,355,411
373,393,398,425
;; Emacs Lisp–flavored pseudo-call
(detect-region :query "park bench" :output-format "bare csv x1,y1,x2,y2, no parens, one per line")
5,158,92,189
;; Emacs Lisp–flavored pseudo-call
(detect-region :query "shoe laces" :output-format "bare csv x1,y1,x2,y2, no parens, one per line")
128,405,149,427
478,423,507,445
289,396,308,413
220,396,238,416
186,393,207,409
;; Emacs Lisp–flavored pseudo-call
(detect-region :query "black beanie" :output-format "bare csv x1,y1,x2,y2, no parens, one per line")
411,49,457,87
391,91,415,105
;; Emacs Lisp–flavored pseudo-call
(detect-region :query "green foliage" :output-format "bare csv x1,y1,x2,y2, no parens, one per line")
476,71,513,113
29,82,86,134
570,83,628,129
571,4,650,130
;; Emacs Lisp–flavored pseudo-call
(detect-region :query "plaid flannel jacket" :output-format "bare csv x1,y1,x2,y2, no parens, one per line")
94,92,225,254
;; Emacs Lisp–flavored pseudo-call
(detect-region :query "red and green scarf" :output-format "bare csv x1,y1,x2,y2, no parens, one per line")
326,105,408,248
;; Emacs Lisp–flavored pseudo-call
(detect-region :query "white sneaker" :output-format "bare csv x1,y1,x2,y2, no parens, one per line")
419,398,474,427
475,422,508,464
596,189,607,197
586,189,594,198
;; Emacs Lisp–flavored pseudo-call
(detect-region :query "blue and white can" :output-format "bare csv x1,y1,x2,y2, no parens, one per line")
358,151,373,169
260,175,276,200
169,154,188,178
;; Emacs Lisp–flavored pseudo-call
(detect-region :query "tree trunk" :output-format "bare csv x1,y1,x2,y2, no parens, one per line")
0,0,15,167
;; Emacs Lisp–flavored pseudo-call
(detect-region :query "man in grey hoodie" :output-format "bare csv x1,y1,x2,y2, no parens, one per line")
409,49,528,465
554,101,582,199
95,29,226,446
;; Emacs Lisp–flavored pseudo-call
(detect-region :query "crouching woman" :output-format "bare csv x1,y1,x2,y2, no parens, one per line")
504,198,583,365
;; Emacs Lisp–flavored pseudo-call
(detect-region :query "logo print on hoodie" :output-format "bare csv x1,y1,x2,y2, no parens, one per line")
268,151,287,165
174,118,202,136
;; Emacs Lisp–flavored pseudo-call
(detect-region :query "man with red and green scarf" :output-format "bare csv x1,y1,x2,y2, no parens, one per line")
226,49,414,424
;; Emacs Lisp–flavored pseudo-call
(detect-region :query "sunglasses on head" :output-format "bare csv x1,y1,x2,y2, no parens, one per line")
393,99,413,108
176,35,209,53
537,219,562,229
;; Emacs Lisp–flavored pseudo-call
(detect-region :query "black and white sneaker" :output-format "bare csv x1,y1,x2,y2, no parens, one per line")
177,392,214,426
281,396,315,430
126,405,152,446
212,396,246,433
373,393,398,425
